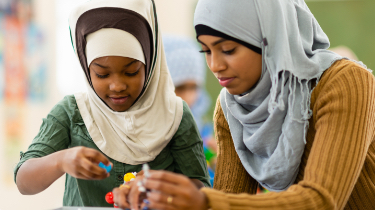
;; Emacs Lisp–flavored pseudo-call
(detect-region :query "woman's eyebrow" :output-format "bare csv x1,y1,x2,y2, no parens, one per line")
197,38,228,46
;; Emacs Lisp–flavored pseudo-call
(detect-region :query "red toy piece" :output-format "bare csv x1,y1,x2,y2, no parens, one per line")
105,192,114,204
105,191,120,208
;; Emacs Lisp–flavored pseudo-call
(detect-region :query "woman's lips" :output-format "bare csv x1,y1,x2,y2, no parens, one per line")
218,77,235,87
109,96,129,105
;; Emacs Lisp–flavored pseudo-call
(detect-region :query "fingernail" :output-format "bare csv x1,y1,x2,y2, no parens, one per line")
146,192,151,197
143,199,150,205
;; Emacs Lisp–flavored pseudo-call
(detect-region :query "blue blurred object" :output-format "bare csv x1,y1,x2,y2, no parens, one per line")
207,166,215,186
98,162,112,173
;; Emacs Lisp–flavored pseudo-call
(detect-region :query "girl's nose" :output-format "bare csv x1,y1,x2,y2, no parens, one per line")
109,80,127,92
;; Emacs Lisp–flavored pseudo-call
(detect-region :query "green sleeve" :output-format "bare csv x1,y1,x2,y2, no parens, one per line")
13,95,74,183
170,101,211,187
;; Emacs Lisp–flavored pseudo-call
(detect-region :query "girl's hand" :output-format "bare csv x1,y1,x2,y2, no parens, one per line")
59,146,112,180
144,171,209,210
112,174,146,209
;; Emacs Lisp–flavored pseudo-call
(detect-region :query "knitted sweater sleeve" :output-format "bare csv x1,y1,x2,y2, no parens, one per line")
211,96,258,194
201,63,375,209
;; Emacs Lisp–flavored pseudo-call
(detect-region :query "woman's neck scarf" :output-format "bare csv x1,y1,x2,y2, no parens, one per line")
194,0,367,191
69,0,183,165
163,35,211,131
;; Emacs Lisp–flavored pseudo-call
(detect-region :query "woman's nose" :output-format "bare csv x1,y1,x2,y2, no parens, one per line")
208,54,226,73
109,80,127,92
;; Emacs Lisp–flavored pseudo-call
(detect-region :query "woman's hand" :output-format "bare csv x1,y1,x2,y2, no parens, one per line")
59,146,112,180
112,173,146,209
143,170,209,210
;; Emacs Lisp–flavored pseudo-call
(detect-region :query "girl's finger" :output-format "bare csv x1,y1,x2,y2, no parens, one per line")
77,162,108,180
80,158,108,177
83,147,111,166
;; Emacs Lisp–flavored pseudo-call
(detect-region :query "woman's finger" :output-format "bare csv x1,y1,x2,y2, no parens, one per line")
148,170,190,186
147,191,184,210
145,178,186,197
113,187,130,209
129,179,142,210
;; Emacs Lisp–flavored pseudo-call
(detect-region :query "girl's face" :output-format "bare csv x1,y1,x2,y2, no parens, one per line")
89,56,145,112
198,35,262,95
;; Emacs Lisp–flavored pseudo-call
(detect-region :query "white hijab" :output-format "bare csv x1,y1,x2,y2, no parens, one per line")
69,0,183,165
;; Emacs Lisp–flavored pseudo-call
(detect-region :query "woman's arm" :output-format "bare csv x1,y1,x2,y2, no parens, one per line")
200,62,375,209
137,62,375,210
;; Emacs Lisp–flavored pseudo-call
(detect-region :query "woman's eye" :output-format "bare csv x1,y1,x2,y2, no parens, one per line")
223,48,235,55
199,50,211,55
126,69,140,76
96,73,109,78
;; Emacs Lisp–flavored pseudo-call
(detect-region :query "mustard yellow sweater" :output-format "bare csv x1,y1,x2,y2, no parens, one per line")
201,60,375,209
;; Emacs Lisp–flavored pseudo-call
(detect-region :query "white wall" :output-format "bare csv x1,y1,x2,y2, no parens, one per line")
0,0,197,210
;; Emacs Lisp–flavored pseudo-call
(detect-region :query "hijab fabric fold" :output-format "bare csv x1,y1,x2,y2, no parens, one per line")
69,0,183,165
194,0,366,191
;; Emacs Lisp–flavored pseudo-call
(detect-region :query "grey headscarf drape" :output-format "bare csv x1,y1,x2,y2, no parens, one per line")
194,0,363,191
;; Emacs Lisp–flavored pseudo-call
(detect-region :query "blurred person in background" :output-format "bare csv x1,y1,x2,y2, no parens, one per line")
163,35,217,185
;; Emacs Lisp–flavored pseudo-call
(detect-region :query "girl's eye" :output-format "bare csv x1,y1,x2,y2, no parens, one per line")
96,73,109,79
199,50,211,55
126,69,140,76
223,48,235,55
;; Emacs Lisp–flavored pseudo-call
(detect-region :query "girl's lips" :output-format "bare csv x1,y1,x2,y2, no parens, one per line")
109,96,129,105
218,77,235,87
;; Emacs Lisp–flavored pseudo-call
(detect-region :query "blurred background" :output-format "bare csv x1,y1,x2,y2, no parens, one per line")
0,0,374,209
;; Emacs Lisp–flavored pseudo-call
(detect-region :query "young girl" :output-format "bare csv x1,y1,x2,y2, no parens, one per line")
117,0,375,209
14,0,210,207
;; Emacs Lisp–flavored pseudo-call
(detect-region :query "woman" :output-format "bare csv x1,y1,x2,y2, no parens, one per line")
116,0,375,209
14,0,210,207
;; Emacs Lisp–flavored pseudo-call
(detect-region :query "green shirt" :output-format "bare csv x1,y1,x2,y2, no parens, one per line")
14,95,210,207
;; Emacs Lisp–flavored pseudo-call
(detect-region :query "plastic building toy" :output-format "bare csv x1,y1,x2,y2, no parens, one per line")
104,164,151,209
98,162,112,173
124,172,136,183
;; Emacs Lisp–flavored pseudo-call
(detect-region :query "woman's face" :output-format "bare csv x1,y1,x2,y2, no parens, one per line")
89,56,145,112
198,35,262,95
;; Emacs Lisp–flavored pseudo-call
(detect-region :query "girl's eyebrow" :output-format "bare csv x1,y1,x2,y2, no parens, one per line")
92,60,139,69
93,63,108,69
124,60,138,68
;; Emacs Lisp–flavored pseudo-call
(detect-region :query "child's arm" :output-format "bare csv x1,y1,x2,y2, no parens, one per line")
16,146,111,195
170,102,211,187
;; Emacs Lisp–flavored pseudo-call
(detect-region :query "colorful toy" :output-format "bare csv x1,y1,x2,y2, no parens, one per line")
124,172,136,182
98,162,112,173
105,192,119,208
104,164,151,209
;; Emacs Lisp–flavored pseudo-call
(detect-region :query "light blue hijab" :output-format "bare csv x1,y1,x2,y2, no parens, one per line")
194,0,359,191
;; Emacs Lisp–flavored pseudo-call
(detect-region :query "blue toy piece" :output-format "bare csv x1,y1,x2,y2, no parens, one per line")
98,162,112,173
